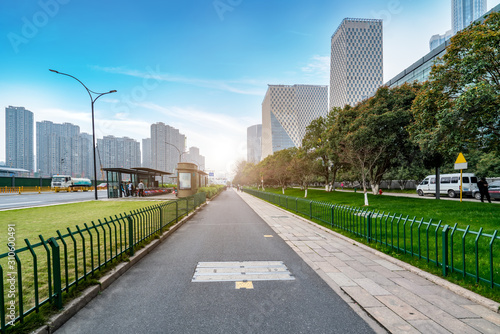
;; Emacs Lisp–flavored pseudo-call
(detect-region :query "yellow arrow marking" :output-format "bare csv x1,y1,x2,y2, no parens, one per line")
264,235,273,238
455,153,467,164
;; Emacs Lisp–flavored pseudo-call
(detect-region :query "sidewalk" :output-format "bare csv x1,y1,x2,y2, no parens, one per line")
236,190,500,333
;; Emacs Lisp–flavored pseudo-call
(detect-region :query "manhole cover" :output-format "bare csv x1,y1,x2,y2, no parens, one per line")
192,261,295,282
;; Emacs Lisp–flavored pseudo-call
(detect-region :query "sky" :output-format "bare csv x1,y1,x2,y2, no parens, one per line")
1,0,499,175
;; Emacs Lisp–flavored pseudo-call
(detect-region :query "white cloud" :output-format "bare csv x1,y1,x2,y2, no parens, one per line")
90,65,267,96
301,55,330,79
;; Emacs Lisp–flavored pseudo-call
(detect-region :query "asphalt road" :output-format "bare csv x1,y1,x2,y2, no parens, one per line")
56,190,376,334
0,190,107,210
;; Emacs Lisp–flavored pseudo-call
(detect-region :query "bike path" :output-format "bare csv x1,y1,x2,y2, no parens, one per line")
56,189,379,334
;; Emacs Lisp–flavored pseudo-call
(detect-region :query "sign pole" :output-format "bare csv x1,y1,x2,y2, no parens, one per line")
454,153,468,203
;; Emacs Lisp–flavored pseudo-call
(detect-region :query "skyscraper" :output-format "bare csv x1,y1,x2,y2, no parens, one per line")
261,85,328,160
452,0,487,34
5,106,34,172
150,122,186,174
247,124,262,164
330,18,383,109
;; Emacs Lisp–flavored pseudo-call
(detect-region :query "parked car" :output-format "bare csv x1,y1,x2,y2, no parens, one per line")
97,183,107,189
472,180,500,200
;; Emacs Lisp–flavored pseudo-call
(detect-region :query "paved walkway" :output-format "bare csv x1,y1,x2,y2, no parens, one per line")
236,190,500,333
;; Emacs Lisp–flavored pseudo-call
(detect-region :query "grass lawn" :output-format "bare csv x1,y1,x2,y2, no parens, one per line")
271,188,500,233
0,201,160,250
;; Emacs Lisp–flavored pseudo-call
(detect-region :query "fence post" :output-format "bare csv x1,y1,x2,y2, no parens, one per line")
330,205,335,227
48,238,63,310
442,225,449,277
366,212,373,243
127,215,134,256
309,201,313,219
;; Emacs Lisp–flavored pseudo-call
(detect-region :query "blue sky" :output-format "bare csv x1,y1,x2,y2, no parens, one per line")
1,0,499,173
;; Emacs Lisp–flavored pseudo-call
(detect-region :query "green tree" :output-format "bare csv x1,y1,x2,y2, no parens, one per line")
289,147,321,197
302,116,331,190
410,12,500,156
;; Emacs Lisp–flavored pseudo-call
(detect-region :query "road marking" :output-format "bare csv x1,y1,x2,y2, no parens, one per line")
264,235,273,238
235,281,254,289
192,261,295,282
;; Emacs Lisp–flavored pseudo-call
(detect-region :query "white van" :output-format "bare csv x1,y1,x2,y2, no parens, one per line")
416,173,478,198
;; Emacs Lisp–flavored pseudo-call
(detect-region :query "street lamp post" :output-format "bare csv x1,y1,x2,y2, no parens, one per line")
49,69,116,200
163,141,187,184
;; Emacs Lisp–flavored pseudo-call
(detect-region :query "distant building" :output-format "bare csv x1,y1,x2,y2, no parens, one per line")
452,0,487,34
36,121,88,177
142,138,151,167
183,146,205,171
247,124,262,164
151,122,186,174
429,30,452,51
97,135,141,170
5,106,34,172
330,18,383,109
261,84,328,160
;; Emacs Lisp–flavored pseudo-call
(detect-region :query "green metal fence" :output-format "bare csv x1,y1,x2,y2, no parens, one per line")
0,192,205,332
244,189,500,290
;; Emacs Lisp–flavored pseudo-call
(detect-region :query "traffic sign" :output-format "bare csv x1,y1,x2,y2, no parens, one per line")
454,153,468,170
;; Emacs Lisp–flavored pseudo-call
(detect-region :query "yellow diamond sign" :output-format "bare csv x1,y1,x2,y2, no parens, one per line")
454,153,468,170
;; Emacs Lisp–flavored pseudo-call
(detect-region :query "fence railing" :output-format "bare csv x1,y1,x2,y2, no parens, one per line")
1,192,206,332
244,189,500,290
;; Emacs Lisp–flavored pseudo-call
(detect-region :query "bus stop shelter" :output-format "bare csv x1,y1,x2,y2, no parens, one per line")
102,167,172,198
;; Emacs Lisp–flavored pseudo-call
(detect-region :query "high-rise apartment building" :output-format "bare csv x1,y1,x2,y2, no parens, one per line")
261,85,328,160
452,0,487,34
36,120,94,177
247,124,262,164
183,146,205,171
329,18,383,109
151,122,186,174
5,106,34,172
142,138,151,167
97,136,141,170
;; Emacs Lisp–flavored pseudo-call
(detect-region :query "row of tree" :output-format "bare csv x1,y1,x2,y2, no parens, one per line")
233,12,500,203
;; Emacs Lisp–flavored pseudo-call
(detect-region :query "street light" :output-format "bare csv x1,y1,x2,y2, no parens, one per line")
49,69,117,200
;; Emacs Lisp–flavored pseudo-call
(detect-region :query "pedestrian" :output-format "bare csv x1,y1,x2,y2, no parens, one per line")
477,177,491,203
341,182,344,190
128,182,133,197
120,183,125,197
138,181,145,197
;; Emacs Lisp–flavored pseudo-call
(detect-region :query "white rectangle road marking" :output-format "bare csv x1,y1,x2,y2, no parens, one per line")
192,261,295,282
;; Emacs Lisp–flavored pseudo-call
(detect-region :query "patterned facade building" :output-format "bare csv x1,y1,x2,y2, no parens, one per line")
247,124,262,164
261,85,328,160
5,106,34,172
452,0,487,34
329,18,383,109
150,122,186,174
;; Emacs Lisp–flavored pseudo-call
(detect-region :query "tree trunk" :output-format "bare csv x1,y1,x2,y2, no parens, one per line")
282,186,285,195
370,182,379,195
305,187,308,198
364,192,369,206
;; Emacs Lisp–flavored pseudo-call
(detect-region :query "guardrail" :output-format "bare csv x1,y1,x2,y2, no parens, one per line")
243,189,500,290
0,186,52,194
0,192,206,332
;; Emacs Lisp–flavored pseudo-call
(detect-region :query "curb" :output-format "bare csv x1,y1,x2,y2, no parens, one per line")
248,194,500,314
30,201,207,334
